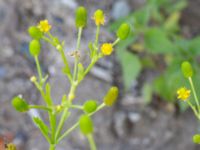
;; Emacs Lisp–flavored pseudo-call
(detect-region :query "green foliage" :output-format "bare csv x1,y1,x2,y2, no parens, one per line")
109,0,198,111
144,28,175,53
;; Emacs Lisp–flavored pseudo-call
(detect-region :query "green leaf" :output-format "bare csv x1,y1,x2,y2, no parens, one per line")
189,36,200,55
144,28,175,54
33,117,49,136
116,46,141,89
142,83,153,105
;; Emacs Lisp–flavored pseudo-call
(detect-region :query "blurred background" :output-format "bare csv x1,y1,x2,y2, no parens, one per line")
1,0,200,149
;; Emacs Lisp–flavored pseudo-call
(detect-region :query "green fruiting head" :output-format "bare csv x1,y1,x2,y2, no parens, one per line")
75,6,87,28
12,96,29,112
29,39,41,56
79,115,93,135
28,26,43,39
193,134,200,144
103,86,119,106
117,23,130,40
83,100,98,113
181,61,193,78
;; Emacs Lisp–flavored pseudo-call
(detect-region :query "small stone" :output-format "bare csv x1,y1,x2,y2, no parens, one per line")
111,0,130,20
128,112,141,123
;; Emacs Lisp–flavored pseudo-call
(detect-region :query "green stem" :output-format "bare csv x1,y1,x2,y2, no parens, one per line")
57,103,106,143
35,56,43,85
188,77,200,114
87,134,97,150
49,113,57,143
70,104,83,110
49,144,55,150
55,108,70,141
112,38,120,46
76,28,83,50
29,105,51,111
187,101,200,119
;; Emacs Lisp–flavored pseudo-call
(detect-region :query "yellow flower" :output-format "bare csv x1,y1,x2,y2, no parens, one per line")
177,87,191,101
101,43,113,55
37,20,51,33
92,9,105,26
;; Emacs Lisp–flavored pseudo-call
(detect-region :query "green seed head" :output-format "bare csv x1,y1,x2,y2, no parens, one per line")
193,134,200,144
28,26,43,39
103,86,119,106
181,61,193,78
117,23,131,40
83,100,98,113
29,39,41,57
79,115,93,135
75,6,87,28
12,96,29,112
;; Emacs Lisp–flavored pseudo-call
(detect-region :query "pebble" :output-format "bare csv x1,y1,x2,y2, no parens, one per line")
111,0,130,20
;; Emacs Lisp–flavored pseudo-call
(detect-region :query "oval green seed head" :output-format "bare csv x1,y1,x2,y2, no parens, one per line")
83,100,98,113
75,6,87,28
29,39,41,57
193,134,200,144
79,115,93,135
181,61,193,78
117,23,130,40
12,96,29,112
28,26,43,39
103,86,119,106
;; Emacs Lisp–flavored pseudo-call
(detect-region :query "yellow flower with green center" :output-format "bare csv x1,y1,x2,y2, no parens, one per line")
93,9,105,26
177,87,191,101
101,43,113,55
37,20,52,33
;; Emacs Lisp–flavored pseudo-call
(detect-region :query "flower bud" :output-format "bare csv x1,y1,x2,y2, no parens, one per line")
79,115,93,135
181,61,193,78
117,23,130,40
12,96,29,112
103,86,119,106
29,39,41,57
28,26,43,39
75,6,87,28
93,9,105,26
83,100,98,113
193,134,200,144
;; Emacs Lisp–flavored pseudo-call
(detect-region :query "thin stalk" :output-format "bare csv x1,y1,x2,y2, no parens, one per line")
57,103,106,143
35,56,43,85
55,109,70,140
29,105,51,111
76,28,83,50
188,77,200,114
87,134,97,150
112,38,120,46
187,101,200,119
49,113,57,143
70,105,83,110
